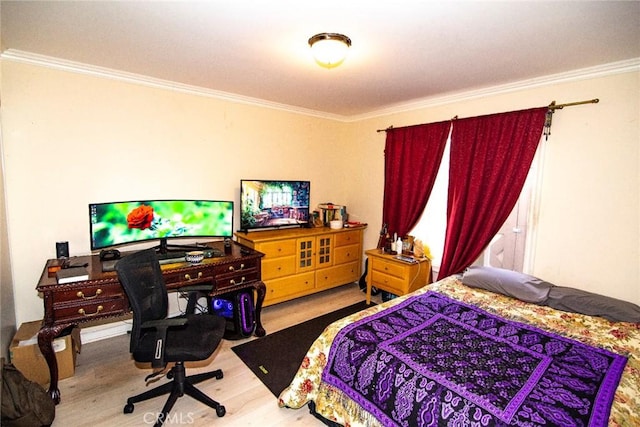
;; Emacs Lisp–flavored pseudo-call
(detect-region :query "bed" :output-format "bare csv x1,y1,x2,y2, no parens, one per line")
278,271,640,427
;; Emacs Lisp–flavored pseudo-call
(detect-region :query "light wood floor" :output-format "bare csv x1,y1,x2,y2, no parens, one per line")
52,283,381,427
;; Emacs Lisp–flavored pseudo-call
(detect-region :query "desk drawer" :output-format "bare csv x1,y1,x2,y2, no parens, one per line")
53,297,128,323
214,259,259,276
53,282,125,304
214,271,260,291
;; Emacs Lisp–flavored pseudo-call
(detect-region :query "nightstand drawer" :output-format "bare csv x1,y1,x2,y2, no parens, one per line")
371,270,405,295
372,258,405,279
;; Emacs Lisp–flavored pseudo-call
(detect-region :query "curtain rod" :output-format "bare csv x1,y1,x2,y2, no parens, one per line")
548,98,599,110
375,98,600,133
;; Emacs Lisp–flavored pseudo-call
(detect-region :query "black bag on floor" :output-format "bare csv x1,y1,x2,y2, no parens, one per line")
358,258,380,296
1,363,55,427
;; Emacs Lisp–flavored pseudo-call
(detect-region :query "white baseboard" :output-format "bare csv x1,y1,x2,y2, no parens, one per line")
79,321,131,344
77,307,191,344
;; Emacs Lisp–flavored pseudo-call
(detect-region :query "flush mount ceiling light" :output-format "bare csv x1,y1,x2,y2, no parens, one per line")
308,33,352,69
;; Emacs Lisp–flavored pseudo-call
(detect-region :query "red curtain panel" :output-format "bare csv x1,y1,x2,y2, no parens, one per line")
438,107,547,279
382,121,451,239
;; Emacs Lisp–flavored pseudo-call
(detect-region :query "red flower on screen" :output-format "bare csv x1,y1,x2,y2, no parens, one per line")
127,205,154,230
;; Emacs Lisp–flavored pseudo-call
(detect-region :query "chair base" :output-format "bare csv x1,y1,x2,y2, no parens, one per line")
123,362,225,427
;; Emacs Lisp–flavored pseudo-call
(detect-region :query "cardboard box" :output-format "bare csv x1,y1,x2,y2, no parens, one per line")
9,320,81,386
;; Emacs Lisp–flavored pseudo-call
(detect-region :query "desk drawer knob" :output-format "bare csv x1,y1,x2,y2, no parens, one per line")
76,289,102,300
78,305,103,317
230,277,246,285
228,263,245,272
184,272,203,281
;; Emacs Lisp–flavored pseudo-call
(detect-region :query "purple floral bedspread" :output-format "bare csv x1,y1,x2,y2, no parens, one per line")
323,291,627,427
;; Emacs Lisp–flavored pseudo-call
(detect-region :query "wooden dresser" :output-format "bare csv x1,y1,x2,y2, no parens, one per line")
235,225,365,306
364,248,432,304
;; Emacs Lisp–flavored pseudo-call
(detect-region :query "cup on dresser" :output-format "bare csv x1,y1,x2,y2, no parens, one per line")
185,251,204,264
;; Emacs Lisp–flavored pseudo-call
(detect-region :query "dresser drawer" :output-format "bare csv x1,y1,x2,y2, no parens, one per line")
256,240,296,258
52,297,128,323
372,258,406,279
316,261,360,289
335,230,361,247
265,272,315,302
262,256,296,279
334,244,360,265
52,282,125,305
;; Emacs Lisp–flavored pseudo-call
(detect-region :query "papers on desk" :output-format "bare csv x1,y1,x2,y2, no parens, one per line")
55,266,89,284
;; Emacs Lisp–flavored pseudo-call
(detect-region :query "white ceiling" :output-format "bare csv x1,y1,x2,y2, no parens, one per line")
2,1,639,119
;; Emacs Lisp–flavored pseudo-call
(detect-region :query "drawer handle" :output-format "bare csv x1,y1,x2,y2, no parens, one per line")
78,305,103,317
228,263,245,272
184,272,203,281
230,277,246,285
76,289,102,300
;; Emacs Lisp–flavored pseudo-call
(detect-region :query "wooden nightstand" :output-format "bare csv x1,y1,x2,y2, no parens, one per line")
364,249,432,304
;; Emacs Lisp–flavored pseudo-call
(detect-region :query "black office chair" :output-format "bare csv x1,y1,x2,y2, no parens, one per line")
115,248,226,427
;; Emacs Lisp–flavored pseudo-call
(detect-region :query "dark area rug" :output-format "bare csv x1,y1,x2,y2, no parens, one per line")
231,300,373,397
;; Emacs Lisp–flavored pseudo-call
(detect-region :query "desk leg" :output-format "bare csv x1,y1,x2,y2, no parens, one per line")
38,324,70,404
252,281,266,337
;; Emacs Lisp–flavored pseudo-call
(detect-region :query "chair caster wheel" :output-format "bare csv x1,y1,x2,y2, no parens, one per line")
123,403,134,414
216,405,226,417
167,371,174,379
215,370,223,380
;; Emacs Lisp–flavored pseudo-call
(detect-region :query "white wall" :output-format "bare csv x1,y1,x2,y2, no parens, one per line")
2,60,638,331
1,61,357,325
349,70,639,305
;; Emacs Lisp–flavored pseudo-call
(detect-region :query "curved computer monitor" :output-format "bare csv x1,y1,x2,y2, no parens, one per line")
89,199,234,252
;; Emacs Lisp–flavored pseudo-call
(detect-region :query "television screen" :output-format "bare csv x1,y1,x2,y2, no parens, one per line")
240,180,310,231
89,199,234,251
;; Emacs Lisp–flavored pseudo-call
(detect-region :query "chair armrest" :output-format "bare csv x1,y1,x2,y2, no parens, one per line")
141,318,188,368
141,318,188,329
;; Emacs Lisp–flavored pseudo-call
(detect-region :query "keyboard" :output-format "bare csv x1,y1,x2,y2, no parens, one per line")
156,251,186,264
394,254,418,264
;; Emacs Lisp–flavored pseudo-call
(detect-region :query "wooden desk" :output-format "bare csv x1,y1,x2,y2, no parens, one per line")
365,249,431,304
36,241,265,404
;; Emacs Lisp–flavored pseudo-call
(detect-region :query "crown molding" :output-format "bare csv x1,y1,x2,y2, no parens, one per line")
0,49,346,121
350,57,640,122
2,49,638,123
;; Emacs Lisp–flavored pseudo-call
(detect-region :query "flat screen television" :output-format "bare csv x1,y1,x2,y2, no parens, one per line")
239,180,310,231
89,199,234,252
